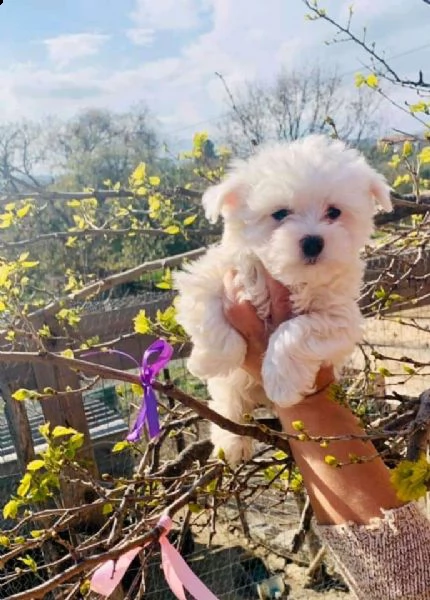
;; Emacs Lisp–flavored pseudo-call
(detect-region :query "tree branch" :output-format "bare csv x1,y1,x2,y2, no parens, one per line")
28,247,206,320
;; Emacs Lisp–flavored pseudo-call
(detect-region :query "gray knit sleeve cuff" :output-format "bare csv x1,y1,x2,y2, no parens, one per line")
317,503,430,600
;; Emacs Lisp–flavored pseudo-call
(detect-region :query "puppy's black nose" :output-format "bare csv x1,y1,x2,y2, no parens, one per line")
301,235,324,258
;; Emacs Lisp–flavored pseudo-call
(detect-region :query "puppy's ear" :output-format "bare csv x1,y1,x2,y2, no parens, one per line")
369,174,392,212
202,179,244,223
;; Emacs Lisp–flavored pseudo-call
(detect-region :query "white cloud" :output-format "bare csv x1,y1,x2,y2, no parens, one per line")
130,0,207,31
44,33,110,68
126,28,155,46
0,0,425,141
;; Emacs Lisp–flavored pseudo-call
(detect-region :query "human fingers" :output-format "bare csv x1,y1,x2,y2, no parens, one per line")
223,271,266,342
265,272,293,328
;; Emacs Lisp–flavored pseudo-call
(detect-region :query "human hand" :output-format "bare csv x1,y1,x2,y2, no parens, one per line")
223,269,333,390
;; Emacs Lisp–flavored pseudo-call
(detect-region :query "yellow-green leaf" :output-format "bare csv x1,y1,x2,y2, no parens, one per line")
354,73,365,87
418,147,430,164
21,261,39,269
112,440,131,453
38,325,51,338
133,309,151,334
17,473,32,497
102,503,114,515
163,225,180,235
52,425,78,438
16,204,31,219
0,535,10,546
67,199,81,208
27,460,45,471
3,499,20,519
183,214,197,226
30,530,44,539
80,580,91,596
130,162,146,186
390,455,430,502
12,388,32,402
366,73,378,88
39,422,50,438
149,176,160,186
19,555,38,573
66,236,78,248
402,141,414,157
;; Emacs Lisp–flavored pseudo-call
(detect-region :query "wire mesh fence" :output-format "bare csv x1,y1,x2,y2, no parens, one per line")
0,247,429,599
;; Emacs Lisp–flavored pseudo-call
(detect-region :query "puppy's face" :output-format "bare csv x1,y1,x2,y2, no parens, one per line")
203,136,392,286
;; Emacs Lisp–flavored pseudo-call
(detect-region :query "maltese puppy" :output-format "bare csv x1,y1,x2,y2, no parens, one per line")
175,135,392,463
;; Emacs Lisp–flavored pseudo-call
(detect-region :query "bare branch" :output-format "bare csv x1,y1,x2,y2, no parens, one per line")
29,247,206,320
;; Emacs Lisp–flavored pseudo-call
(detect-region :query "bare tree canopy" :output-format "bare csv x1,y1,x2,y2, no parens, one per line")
217,66,382,155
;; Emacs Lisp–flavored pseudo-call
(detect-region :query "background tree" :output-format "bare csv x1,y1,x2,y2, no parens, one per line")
50,104,160,190
216,66,382,156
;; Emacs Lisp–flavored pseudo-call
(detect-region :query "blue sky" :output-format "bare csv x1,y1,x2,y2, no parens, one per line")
0,0,429,143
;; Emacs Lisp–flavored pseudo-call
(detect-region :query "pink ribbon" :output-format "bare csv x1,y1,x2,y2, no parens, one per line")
90,514,219,599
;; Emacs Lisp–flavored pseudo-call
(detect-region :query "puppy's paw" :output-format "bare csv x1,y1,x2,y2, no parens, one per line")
262,361,303,407
211,431,253,465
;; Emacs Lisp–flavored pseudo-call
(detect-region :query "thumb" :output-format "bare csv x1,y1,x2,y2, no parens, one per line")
265,272,293,328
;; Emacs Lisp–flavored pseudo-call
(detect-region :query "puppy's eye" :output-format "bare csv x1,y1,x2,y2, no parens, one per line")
326,206,341,220
271,208,291,221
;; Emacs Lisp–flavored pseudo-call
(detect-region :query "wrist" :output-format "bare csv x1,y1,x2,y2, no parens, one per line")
277,389,362,437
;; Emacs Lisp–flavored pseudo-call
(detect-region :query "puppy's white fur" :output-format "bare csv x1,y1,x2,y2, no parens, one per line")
175,135,392,463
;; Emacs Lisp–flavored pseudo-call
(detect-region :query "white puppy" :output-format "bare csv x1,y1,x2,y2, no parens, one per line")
175,135,392,463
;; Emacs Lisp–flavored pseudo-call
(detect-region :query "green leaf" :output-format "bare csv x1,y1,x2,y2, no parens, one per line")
102,503,114,515
19,555,38,573
67,199,81,208
65,236,78,248
12,388,32,402
418,147,430,164
30,530,44,539
3,500,21,519
134,309,151,334
130,162,146,187
378,367,392,377
354,73,365,87
273,450,288,461
112,440,131,453
68,432,85,450
80,580,91,596
52,425,78,438
390,455,430,501
61,348,75,359
402,141,414,157
163,225,180,235
16,204,31,219
17,473,32,497
39,422,50,438
183,214,197,226
27,460,45,471
366,73,378,88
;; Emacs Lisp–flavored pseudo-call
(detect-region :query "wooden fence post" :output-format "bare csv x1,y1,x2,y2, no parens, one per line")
0,369,34,472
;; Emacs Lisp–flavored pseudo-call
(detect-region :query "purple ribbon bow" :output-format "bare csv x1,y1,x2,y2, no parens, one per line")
82,339,173,442
127,339,173,442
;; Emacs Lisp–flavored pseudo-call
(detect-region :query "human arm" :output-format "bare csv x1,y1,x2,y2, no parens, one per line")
223,270,430,599
223,270,403,526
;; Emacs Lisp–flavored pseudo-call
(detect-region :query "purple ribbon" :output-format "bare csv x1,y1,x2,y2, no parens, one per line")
127,339,173,442
82,339,173,442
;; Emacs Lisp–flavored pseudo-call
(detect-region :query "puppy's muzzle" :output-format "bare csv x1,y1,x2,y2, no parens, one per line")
301,235,324,261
